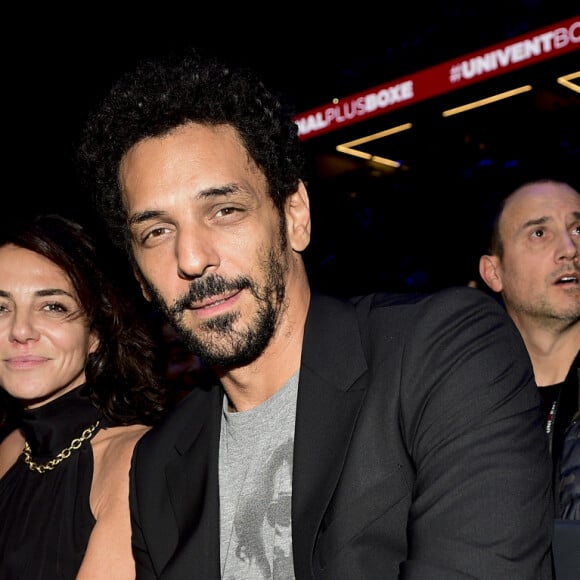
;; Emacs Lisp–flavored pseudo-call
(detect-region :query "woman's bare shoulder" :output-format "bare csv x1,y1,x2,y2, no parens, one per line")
90,424,151,513
81,424,150,580
94,423,150,448
91,424,150,476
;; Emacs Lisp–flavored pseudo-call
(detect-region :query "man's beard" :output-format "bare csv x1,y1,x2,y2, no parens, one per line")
504,279,580,331
141,247,288,369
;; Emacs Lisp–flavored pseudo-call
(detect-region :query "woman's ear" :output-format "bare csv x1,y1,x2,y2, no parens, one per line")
286,181,311,252
88,332,100,355
478,254,503,293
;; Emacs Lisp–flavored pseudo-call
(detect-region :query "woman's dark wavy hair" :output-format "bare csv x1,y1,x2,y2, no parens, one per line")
0,214,168,425
77,47,305,253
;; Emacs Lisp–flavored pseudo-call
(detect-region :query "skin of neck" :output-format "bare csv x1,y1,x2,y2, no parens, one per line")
507,308,579,386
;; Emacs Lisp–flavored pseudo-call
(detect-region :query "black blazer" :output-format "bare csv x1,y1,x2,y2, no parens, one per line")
130,288,554,579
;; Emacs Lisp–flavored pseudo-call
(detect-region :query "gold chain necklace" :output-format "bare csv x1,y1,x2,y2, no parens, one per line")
23,420,100,474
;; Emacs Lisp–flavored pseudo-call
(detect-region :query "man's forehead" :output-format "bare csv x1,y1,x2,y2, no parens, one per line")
502,184,580,226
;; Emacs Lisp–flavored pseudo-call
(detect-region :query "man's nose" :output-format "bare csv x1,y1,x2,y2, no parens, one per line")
175,227,220,279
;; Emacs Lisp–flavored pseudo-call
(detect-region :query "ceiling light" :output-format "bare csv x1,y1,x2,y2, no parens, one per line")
557,71,580,93
336,122,413,167
441,85,532,117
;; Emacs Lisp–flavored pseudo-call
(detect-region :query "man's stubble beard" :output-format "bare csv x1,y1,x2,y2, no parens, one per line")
140,236,289,369
506,282,580,331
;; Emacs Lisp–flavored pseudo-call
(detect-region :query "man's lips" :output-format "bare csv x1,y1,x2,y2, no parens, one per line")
554,272,579,285
187,290,242,314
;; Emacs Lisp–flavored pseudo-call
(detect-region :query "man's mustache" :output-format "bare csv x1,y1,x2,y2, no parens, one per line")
170,274,251,315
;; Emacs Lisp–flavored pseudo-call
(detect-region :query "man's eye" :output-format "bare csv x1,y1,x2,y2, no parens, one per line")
215,206,240,218
142,227,170,242
531,229,545,238
148,228,167,238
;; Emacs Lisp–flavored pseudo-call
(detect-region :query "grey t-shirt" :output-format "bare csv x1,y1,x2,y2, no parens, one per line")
219,372,298,580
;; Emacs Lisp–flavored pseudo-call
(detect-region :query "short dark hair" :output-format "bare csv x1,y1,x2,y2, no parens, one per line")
0,213,169,425
487,197,508,258
77,48,305,253
485,178,575,258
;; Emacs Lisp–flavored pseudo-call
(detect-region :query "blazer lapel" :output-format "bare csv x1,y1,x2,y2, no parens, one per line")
292,294,368,578
163,384,223,578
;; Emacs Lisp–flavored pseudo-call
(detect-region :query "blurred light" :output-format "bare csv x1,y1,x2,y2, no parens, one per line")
557,71,580,93
336,123,412,167
441,85,532,117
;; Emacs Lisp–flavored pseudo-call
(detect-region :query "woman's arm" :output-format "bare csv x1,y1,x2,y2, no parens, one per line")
77,424,150,580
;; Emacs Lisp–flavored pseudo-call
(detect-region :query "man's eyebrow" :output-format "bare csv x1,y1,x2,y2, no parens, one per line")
197,183,241,199
520,210,580,230
128,184,243,227
128,209,166,227
521,216,550,229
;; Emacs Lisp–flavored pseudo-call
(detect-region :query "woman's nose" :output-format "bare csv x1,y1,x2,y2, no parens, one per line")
8,311,40,344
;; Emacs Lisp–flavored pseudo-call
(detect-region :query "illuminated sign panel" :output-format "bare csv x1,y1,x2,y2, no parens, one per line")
295,17,579,140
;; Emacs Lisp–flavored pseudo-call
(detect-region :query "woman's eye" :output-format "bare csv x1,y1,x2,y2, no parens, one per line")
43,302,68,313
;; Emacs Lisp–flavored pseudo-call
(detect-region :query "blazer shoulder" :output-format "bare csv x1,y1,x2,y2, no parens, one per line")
351,286,504,324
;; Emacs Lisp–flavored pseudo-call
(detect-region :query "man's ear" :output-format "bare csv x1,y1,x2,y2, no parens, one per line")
133,266,153,302
286,181,311,252
479,254,503,293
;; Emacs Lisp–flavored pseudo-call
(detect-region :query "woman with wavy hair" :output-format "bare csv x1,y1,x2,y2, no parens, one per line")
0,213,169,579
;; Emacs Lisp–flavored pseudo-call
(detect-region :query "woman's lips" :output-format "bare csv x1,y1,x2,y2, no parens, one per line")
6,356,49,370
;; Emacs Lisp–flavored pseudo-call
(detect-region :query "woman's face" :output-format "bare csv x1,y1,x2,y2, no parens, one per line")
0,244,99,408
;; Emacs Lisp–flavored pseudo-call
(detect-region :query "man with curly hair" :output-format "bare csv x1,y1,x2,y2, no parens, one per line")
78,49,554,579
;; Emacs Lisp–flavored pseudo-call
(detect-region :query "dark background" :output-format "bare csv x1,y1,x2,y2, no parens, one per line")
7,2,579,297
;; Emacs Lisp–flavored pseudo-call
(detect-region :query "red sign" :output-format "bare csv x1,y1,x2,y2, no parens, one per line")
295,17,579,140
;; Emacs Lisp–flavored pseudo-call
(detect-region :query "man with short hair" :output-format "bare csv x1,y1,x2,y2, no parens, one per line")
479,178,579,578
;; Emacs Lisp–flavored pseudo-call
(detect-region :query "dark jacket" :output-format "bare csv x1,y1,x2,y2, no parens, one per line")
129,289,554,579
552,350,580,519
551,351,580,580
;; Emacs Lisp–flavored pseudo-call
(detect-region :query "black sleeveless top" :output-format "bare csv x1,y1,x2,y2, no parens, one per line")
0,384,107,579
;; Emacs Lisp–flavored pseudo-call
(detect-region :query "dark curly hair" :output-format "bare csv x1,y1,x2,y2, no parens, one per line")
77,47,305,254
0,214,169,425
